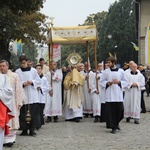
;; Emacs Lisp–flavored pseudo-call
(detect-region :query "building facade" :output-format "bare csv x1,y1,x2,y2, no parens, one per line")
136,0,150,64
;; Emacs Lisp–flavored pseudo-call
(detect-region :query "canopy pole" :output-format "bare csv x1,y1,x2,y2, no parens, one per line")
86,41,89,90
48,43,51,70
94,41,98,91
48,27,54,88
50,42,53,87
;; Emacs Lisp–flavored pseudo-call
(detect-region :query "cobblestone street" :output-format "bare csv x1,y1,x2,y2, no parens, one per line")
3,95,150,150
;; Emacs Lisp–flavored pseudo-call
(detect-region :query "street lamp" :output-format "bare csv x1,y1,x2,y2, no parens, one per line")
108,34,112,40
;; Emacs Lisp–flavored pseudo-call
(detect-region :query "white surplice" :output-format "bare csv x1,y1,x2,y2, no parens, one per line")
0,74,13,112
100,68,128,102
89,71,101,116
124,71,145,119
38,76,49,104
44,69,62,116
97,70,106,104
16,67,41,104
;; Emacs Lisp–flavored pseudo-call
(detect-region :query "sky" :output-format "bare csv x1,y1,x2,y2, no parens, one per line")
40,0,118,27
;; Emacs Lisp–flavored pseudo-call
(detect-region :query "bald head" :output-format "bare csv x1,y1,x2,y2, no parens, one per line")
129,61,135,69
131,63,137,72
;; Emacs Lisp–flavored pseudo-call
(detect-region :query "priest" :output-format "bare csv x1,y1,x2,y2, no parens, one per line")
81,62,93,118
0,60,25,147
0,74,13,150
124,63,145,124
44,61,63,123
63,66,85,122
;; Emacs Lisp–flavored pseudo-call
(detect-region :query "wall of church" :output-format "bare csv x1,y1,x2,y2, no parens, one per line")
140,0,150,64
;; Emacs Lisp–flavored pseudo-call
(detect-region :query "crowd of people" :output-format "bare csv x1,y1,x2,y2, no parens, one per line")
0,55,149,149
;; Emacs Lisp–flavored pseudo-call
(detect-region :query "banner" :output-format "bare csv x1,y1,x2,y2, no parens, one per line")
17,39,22,55
43,44,61,63
130,42,139,51
12,39,18,55
53,44,61,62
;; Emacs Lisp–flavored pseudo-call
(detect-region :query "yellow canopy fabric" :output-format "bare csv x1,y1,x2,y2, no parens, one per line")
47,25,97,44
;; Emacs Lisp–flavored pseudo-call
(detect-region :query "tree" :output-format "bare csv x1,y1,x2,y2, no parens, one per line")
0,0,47,65
98,0,137,65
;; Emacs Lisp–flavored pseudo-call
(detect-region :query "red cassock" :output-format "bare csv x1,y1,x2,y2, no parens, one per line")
0,100,14,135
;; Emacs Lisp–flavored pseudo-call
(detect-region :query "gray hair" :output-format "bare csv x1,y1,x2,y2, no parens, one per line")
0,60,9,67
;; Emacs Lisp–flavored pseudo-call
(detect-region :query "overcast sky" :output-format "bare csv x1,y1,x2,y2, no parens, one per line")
40,0,118,27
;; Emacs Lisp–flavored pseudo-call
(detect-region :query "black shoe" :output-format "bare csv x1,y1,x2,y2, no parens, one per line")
84,114,89,118
46,117,52,123
134,120,139,124
29,130,36,136
3,142,13,147
126,117,130,122
141,110,146,113
65,119,74,122
94,117,98,123
20,130,28,136
116,125,121,130
54,116,58,123
111,129,116,134
90,114,93,118
54,119,58,123
75,117,80,123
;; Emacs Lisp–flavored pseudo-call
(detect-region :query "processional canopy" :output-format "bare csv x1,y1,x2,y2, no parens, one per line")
47,25,97,44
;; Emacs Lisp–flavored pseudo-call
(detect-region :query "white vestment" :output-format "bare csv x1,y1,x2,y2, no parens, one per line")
80,70,92,114
89,71,101,116
44,69,62,116
38,76,49,104
0,74,13,149
97,71,106,104
124,71,145,119
100,68,128,102
16,67,41,104
4,70,25,144
0,127,4,150
64,85,84,120
64,101,83,120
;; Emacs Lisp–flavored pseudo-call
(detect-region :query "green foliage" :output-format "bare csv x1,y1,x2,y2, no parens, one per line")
22,43,38,63
0,0,44,13
98,0,138,65
61,0,137,67
0,6,47,44
10,43,38,70
0,0,47,66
